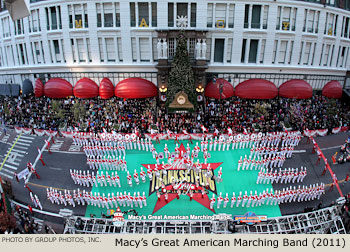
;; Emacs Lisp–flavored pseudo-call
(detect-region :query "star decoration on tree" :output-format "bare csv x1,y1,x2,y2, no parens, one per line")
176,15,188,28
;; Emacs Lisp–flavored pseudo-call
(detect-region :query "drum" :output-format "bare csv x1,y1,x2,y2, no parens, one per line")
131,133,137,140
219,135,225,142
236,134,242,140
207,153,211,158
171,152,176,159
117,134,123,141
158,152,164,159
229,136,233,141
194,152,198,158
125,134,130,141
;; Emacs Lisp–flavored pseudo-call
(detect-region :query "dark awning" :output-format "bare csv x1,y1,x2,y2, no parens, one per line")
0,84,20,96
22,79,33,95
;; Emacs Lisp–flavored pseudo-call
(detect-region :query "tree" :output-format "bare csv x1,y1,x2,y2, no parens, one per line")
0,212,16,233
166,31,196,106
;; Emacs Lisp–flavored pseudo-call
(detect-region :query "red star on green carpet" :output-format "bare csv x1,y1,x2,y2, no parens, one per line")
141,143,222,214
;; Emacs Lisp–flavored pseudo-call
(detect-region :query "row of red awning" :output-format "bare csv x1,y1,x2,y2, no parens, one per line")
35,77,158,99
35,77,343,100
205,79,343,99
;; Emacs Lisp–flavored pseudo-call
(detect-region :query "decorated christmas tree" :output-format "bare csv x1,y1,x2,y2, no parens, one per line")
166,31,196,106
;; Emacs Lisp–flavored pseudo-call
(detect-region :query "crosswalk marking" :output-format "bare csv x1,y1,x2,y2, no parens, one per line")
20,135,35,140
17,138,33,143
15,141,30,146
3,163,18,170
0,171,12,179
14,145,29,149
8,148,26,154
1,134,34,180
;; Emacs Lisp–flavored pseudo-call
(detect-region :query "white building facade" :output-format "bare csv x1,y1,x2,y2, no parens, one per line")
0,0,350,89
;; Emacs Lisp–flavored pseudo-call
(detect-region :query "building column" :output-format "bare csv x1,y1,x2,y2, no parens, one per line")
73,38,79,62
248,4,252,29
102,37,107,62
256,39,261,64
48,7,51,30
260,5,264,29
244,38,250,63
304,9,309,32
149,36,153,63
135,3,139,27
101,3,105,27
213,3,216,28
308,42,315,65
225,3,229,28
83,38,89,62
275,39,281,64
49,40,56,63
136,37,140,63
187,2,191,28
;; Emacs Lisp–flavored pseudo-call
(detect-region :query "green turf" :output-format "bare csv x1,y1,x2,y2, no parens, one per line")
85,140,281,219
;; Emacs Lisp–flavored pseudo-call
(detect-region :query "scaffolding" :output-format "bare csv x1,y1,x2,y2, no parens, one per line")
240,206,347,234
63,206,347,234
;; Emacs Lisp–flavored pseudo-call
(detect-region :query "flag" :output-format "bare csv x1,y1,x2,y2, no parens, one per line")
243,128,248,135
182,130,189,135
37,147,41,155
201,125,208,133
167,129,173,137
74,127,79,132
103,128,107,134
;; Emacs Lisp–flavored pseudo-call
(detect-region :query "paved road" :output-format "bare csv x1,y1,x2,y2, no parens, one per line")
1,129,349,220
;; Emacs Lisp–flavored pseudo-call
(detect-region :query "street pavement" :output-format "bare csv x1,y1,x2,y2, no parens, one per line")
0,128,349,220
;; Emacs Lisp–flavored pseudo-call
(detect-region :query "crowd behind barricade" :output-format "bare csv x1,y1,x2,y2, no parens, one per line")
0,94,349,134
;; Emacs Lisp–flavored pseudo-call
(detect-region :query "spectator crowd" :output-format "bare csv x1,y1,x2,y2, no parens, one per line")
0,94,349,135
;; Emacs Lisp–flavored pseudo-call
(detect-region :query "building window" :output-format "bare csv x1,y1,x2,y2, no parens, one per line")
49,39,62,63
106,38,116,62
248,40,258,63
214,39,224,63
96,3,120,28
322,44,331,66
324,12,338,36
342,17,350,38
278,40,287,64
303,9,320,33
130,2,157,27
14,19,24,35
168,2,196,28
77,38,85,62
208,3,234,28
168,37,176,60
68,4,88,29
2,17,11,37
276,7,297,31
152,2,157,27
46,6,62,30
98,38,104,62
29,9,41,33
244,5,268,29
17,43,27,65
32,41,45,64
140,37,150,62
241,39,247,63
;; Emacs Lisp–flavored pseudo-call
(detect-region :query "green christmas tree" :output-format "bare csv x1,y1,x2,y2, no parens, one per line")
166,31,196,106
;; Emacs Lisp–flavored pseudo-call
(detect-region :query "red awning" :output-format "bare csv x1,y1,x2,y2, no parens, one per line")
115,78,157,99
99,78,114,99
322,80,342,99
73,78,99,98
279,79,312,99
235,79,278,99
44,78,73,98
205,78,234,99
34,78,44,98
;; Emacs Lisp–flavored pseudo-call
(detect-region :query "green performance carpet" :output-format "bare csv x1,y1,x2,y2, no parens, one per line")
85,140,281,219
